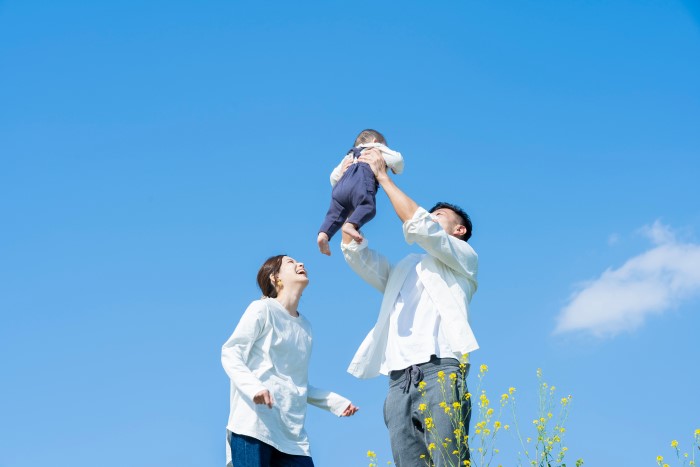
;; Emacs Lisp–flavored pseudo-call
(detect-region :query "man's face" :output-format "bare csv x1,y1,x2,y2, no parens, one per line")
430,208,465,239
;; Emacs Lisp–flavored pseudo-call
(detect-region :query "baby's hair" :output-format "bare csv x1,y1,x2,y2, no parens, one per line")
354,129,386,146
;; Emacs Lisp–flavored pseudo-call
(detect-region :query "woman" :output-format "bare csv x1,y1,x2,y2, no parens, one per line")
222,255,358,467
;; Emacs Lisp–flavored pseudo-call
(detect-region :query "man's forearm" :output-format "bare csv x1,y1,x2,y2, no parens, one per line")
376,173,418,223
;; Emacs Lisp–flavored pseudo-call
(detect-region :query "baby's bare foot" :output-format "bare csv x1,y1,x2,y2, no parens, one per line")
342,223,364,243
317,232,331,256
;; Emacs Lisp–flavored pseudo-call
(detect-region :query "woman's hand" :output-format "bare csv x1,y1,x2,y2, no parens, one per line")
253,389,274,408
340,403,359,417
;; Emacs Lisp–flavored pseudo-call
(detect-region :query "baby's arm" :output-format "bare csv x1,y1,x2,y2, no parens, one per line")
382,148,404,175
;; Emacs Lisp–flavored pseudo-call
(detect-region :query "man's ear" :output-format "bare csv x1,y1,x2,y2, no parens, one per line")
454,224,467,238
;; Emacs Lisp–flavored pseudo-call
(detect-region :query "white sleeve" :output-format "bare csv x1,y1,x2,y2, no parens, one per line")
307,384,351,416
221,301,269,400
403,207,478,280
382,148,404,175
341,238,392,292
330,154,352,187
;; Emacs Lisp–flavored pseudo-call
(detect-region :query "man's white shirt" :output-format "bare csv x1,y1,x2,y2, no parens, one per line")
342,207,479,379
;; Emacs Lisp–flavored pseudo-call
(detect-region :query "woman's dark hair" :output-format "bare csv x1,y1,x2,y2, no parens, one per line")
256,254,285,298
429,202,473,242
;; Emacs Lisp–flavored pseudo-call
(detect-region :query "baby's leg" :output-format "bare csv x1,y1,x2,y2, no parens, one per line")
317,232,331,256
341,222,363,243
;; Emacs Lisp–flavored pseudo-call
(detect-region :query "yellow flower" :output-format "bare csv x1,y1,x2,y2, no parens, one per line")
420,454,426,459
501,393,509,402
494,421,502,429
418,403,427,412
671,440,679,448
509,387,516,394
695,428,700,437
453,450,459,455
367,451,376,458
418,381,427,391
425,418,434,430
454,428,462,437
480,364,488,373
527,437,532,443
504,424,510,430
453,402,461,409
483,428,491,435
464,461,471,466
547,412,553,419
657,455,663,463
437,370,445,380
550,386,556,392
663,464,670,467
428,443,436,451
487,408,494,416
561,397,569,406
450,372,457,381
439,401,447,408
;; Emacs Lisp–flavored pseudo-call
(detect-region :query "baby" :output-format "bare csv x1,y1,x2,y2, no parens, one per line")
317,129,404,255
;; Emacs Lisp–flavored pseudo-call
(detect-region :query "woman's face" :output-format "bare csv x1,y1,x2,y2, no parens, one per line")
275,256,308,289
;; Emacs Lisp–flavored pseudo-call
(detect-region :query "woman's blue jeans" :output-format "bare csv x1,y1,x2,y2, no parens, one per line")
227,431,314,467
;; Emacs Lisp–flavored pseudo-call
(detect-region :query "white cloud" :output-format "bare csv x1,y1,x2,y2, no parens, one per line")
554,221,700,337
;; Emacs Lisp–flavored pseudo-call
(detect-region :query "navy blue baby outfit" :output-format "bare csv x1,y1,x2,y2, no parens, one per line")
318,147,378,240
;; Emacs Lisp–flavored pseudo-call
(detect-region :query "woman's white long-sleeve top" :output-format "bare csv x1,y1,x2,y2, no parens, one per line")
221,298,350,458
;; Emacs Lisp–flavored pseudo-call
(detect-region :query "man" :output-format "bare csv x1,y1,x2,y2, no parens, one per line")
341,148,479,466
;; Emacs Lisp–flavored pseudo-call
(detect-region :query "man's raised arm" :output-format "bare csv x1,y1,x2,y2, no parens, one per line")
358,148,418,223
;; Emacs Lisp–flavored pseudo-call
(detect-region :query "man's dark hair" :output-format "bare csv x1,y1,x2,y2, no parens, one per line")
429,202,473,242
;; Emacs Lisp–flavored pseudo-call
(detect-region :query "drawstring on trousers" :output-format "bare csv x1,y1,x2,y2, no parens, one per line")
399,364,424,393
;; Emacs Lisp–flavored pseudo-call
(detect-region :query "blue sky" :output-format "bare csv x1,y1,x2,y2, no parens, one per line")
1,1,699,466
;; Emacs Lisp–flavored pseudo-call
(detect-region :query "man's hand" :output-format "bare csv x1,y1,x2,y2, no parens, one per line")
253,389,274,408
358,148,388,181
340,403,359,417
361,147,418,222
340,155,354,177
